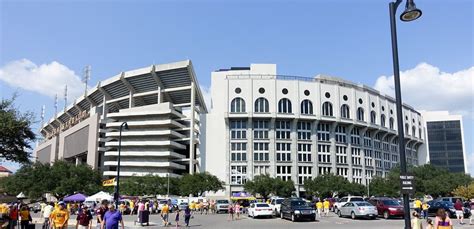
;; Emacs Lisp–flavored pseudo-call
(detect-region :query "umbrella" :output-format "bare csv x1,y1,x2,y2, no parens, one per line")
63,193,87,202
16,192,26,199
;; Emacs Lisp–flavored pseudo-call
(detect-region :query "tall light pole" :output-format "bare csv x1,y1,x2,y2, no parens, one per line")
388,0,422,228
115,121,128,208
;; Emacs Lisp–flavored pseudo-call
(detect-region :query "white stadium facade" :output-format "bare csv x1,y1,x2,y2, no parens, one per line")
35,60,207,178
35,60,432,197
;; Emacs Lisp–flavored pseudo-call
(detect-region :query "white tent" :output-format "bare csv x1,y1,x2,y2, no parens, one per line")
84,191,113,203
16,192,26,199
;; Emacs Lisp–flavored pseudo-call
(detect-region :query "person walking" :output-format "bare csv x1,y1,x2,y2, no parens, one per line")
454,199,464,225
42,202,54,229
323,199,330,217
414,198,422,214
102,204,124,229
434,208,452,229
316,199,323,219
470,199,474,225
76,205,93,229
95,200,108,229
18,205,31,229
50,202,69,229
227,203,234,221
235,202,241,220
9,204,18,229
411,211,422,229
184,206,191,227
174,209,180,228
160,203,170,226
422,201,429,219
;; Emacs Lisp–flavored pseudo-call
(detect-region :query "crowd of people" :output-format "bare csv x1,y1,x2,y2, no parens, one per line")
411,198,474,229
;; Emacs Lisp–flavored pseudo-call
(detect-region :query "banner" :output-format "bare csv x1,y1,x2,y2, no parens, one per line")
102,178,116,187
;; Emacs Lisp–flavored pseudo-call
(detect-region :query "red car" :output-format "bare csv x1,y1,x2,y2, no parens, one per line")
368,197,404,219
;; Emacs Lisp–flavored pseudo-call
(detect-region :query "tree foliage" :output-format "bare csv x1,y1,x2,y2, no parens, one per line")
244,174,295,199
0,161,102,199
178,172,224,197
0,96,36,164
304,173,365,198
120,175,179,196
452,181,474,200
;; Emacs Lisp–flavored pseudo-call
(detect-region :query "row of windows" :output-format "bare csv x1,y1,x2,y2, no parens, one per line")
231,98,421,135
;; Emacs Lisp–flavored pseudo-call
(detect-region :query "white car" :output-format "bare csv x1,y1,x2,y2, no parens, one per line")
269,198,285,216
334,196,364,213
248,203,273,218
337,201,377,219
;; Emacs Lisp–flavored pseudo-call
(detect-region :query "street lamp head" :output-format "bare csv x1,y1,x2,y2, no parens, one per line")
400,0,422,22
124,122,129,130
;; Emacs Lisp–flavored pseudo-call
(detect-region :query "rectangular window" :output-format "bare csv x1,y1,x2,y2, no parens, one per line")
230,142,247,161
351,128,360,145
254,165,270,176
363,131,372,147
276,166,292,181
297,121,311,140
298,166,312,184
253,142,269,161
335,126,347,143
352,168,362,184
337,167,348,178
318,144,331,163
230,120,247,139
230,165,247,185
276,120,291,139
297,143,312,162
317,123,330,142
253,120,269,139
336,146,347,164
351,147,361,165
318,166,331,175
364,149,373,167
276,142,291,162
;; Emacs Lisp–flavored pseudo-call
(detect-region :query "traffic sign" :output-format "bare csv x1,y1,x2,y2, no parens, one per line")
399,174,415,194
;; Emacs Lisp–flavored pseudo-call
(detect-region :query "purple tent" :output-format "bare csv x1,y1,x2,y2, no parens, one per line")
63,193,87,202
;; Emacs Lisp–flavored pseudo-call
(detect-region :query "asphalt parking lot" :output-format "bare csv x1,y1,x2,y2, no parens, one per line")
31,211,474,229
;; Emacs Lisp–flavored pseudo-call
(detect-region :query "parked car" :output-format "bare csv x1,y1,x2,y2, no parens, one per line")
178,202,189,211
28,203,41,213
435,197,465,204
215,199,230,213
337,201,378,220
269,197,285,216
280,198,316,222
333,196,364,213
427,200,456,218
368,197,404,219
248,203,273,218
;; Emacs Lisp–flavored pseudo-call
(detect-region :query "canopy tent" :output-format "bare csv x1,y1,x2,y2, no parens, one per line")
63,193,87,202
16,192,26,199
230,192,256,201
84,191,113,203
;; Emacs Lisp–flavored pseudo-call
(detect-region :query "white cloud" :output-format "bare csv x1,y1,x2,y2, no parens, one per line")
0,59,85,100
374,63,474,118
200,85,212,111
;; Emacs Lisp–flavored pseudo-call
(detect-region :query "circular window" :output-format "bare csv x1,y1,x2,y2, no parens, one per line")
343,95,348,101
371,102,375,108
390,109,393,115
259,88,265,94
235,88,241,94
304,90,310,96
282,88,288,94
358,98,363,104
382,106,385,111
325,92,330,98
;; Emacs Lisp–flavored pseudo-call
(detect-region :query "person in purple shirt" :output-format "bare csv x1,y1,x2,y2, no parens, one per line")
101,204,124,229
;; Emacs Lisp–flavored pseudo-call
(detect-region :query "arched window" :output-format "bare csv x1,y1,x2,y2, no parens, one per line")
389,117,394,130
278,98,292,113
254,97,269,113
357,107,364,121
230,97,245,113
405,123,409,134
322,102,333,117
419,128,422,139
412,126,416,137
300,99,313,115
381,114,386,127
370,111,376,124
340,104,350,119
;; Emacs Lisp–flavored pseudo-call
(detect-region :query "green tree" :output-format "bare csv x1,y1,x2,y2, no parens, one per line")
244,174,274,199
273,178,296,198
452,181,474,199
120,175,178,196
369,176,399,197
179,172,224,196
0,161,102,199
0,96,36,164
304,174,358,198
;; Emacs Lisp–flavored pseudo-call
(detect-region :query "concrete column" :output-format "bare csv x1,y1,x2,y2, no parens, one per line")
86,114,100,169
247,118,254,180
347,125,354,182
329,122,337,174
291,119,298,195
269,118,276,177
75,157,80,166
360,127,368,185
312,120,319,178
189,82,196,174
157,86,161,104
129,91,134,108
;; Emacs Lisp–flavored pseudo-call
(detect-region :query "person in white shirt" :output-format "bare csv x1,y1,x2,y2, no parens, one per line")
42,202,54,228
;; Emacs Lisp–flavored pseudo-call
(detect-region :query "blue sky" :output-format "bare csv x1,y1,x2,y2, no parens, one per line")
1,0,473,173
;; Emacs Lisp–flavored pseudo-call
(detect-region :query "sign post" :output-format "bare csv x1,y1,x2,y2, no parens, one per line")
399,174,415,195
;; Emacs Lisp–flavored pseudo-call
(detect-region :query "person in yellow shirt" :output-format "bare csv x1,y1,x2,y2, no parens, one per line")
19,205,32,228
161,203,170,226
323,199,330,217
190,201,195,212
130,200,135,215
316,200,323,218
421,202,429,219
50,202,69,229
414,198,422,214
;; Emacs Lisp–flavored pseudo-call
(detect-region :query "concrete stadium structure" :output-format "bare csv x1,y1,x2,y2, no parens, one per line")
34,60,207,177
204,64,425,197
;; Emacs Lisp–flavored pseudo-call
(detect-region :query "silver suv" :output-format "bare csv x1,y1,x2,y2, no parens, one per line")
216,199,230,213
334,196,365,213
